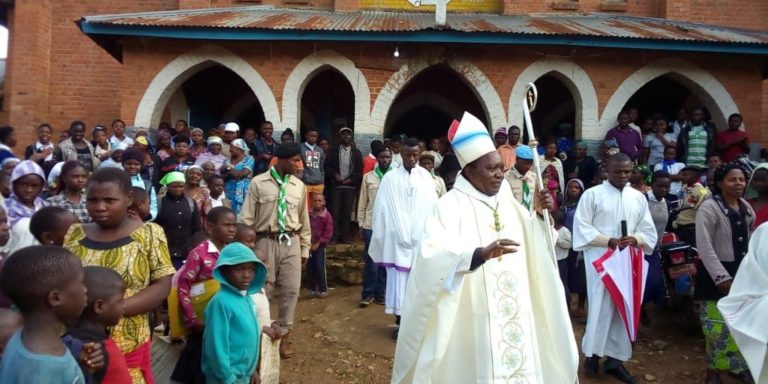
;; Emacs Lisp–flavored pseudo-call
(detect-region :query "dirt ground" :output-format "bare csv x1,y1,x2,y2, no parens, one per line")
276,285,742,384
154,284,745,384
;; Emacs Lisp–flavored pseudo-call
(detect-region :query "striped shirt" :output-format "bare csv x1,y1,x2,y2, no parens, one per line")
686,125,708,167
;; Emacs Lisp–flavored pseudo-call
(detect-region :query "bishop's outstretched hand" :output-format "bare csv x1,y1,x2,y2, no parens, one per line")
481,239,519,261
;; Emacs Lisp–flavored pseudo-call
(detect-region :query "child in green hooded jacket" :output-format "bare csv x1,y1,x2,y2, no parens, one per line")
202,242,268,384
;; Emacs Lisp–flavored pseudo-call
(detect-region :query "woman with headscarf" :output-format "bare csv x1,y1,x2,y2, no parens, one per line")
222,139,254,215
188,128,207,157
695,162,755,384
2,161,48,255
6,160,47,227
1,158,20,174
156,130,173,161
561,178,587,318
134,129,156,154
195,136,229,174
185,165,212,225
746,163,768,228
132,135,161,190
630,164,652,193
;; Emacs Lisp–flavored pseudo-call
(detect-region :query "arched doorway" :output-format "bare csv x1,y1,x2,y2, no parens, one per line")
134,45,281,130
385,65,488,141
529,74,576,143
620,75,703,129
598,58,739,135
299,68,355,142
170,65,264,131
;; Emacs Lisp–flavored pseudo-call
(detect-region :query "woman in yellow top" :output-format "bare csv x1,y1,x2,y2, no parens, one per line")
64,168,174,384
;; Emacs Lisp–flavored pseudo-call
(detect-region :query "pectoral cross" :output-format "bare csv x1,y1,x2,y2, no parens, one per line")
481,201,504,236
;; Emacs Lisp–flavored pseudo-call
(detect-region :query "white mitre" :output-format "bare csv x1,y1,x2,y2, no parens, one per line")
447,112,496,169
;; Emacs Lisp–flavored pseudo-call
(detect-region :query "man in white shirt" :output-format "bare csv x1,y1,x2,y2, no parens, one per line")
573,153,658,383
368,137,437,339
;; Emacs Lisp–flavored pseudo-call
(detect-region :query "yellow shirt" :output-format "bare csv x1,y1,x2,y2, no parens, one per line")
238,171,312,258
674,182,710,227
358,170,383,230
64,222,174,382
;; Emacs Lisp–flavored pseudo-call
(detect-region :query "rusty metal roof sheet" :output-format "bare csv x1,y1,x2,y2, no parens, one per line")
81,6,768,44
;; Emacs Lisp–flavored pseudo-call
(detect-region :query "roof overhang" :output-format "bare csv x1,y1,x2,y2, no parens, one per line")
77,7,768,62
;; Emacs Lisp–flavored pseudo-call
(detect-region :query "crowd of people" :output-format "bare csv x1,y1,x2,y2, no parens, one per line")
0,102,764,384
487,106,766,384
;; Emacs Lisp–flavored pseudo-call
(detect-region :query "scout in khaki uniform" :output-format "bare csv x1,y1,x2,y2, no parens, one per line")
239,142,311,359
505,144,538,212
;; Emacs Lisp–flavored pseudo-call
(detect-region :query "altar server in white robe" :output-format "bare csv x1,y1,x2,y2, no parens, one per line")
718,222,768,383
392,112,579,384
368,137,438,335
573,152,657,383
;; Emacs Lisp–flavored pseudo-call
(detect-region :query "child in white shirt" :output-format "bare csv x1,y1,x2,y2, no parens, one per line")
553,209,572,307
236,224,282,384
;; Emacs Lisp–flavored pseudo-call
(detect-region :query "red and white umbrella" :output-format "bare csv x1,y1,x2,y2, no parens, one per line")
592,246,648,342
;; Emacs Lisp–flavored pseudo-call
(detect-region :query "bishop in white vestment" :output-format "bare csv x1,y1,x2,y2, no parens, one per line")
368,139,439,317
572,153,657,382
392,112,579,384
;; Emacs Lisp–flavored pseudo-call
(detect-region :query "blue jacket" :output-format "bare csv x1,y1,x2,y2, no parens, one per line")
202,243,268,384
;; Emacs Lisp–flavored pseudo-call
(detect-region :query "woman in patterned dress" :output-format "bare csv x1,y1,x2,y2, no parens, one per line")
695,162,755,384
222,139,254,215
187,128,208,158
64,168,174,384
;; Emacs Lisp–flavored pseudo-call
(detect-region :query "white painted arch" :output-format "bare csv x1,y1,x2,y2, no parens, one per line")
134,45,281,129
599,57,739,134
282,50,370,134
508,58,599,140
369,57,506,135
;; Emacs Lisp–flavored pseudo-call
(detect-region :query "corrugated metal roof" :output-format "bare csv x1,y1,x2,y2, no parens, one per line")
81,6,768,44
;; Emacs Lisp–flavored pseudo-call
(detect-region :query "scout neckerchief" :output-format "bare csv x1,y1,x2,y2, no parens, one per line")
374,165,390,180
269,166,292,245
521,181,532,210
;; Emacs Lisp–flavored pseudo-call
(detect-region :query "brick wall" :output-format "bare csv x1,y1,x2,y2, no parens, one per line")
2,0,767,148
116,40,766,146
503,0,657,16
4,0,179,146
661,0,768,31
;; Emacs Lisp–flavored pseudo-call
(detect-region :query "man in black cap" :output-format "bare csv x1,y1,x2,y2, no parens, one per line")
324,127,363,243
239,142,311,359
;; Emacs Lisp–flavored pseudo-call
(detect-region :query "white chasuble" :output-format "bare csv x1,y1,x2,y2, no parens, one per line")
718,223,768,383
392,175,578,384
572,181,657,361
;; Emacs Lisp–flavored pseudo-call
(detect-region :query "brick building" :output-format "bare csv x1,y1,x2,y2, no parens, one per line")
1,0,767,153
